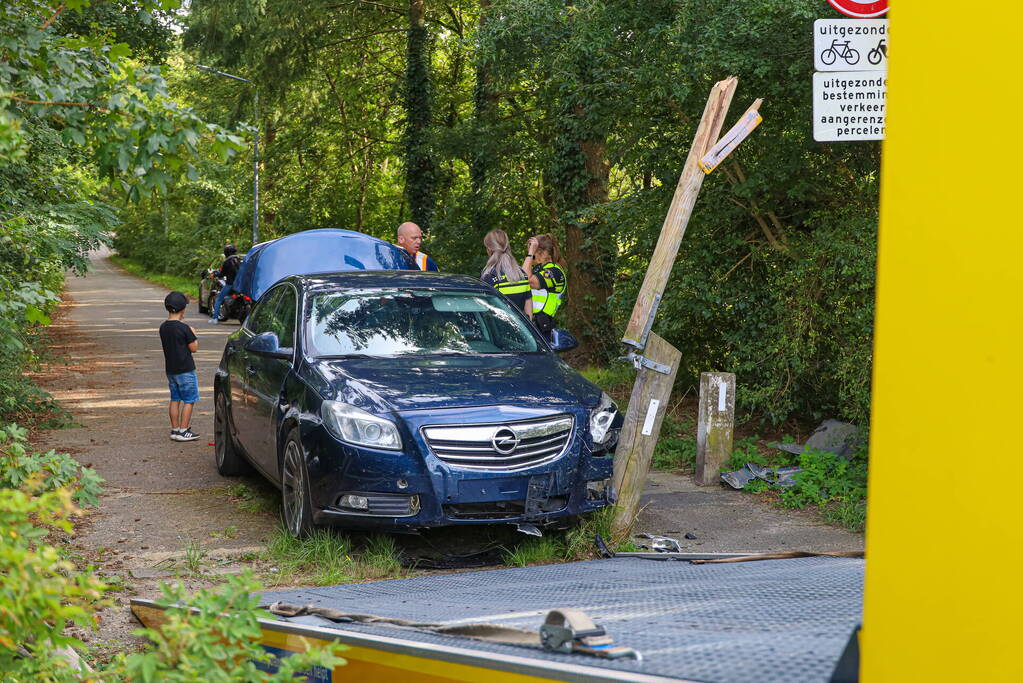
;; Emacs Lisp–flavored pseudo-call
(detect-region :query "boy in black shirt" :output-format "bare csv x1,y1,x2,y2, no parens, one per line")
159,291,200,441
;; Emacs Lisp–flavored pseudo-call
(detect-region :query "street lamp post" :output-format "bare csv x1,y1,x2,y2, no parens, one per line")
197,64,259,246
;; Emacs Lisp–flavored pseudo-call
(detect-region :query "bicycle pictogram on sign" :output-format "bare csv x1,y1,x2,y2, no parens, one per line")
820,39,860,67
867,38,887,66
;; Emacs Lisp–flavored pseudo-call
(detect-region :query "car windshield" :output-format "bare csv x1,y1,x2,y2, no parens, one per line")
307,289,541,357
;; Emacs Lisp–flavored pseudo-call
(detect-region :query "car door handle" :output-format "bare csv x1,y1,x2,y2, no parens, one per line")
246,365,257,376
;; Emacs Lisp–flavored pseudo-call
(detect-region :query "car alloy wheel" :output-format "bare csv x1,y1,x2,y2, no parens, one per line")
214,393,229,469
214,390,248,476
281,439,309,537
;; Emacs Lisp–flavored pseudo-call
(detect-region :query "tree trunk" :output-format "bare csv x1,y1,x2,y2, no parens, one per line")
562,128,614,362
404,0,435,230
470,0,492,236
549,95,614,362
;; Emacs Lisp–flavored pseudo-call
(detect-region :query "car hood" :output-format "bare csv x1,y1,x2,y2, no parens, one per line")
307,354,601,414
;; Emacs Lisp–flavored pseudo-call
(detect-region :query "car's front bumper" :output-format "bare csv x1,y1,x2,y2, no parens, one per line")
301,404,618,531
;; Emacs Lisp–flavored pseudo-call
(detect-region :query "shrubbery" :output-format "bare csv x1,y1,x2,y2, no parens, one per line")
120,574,346,682
0,424,104,507
0,485,108,681
722,437,869,531
0,427,346,680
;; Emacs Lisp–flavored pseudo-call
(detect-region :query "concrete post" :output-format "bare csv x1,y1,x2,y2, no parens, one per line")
695,372,735,486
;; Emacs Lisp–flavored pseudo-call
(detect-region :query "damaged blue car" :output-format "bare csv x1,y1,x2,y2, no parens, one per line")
214,270,621,537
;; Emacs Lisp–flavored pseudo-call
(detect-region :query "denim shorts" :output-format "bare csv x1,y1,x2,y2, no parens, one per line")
167,371,199,404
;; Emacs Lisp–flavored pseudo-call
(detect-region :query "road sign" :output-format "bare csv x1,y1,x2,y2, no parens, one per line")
814,19,888,72
827,0,888,18
812,71,886,141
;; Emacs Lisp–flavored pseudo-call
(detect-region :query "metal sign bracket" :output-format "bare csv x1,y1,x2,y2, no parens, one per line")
620,351,672,375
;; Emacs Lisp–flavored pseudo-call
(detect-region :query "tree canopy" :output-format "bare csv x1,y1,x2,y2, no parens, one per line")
5,0,881,425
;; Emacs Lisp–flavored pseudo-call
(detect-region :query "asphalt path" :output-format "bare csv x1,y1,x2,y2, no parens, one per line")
35,248,277,565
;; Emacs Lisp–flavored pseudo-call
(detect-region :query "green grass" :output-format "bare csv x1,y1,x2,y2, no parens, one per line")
503,536,564,567
722,436,869,533
226,482,279,515
577,364,635,403
182,538,208,576
651,413,697,471
501,507,639,567
263,527,406,586
108,254,199,299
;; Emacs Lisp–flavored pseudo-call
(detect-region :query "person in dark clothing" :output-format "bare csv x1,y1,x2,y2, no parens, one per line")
480,229,531,315
522,233,567,340
160,291,200,441
210,244,243,323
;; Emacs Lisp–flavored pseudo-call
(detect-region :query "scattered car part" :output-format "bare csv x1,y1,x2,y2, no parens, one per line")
769,419,863,460
721,465,757,489
635,533,682,553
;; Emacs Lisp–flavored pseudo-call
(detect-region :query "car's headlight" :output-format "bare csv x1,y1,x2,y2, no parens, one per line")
589,392,618,445
320,401,402,451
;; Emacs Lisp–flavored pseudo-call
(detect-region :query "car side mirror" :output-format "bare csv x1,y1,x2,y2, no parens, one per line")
244,331,293,359
549,328,579,353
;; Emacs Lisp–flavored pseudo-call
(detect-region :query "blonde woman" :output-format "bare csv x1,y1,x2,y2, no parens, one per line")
481,229,531,316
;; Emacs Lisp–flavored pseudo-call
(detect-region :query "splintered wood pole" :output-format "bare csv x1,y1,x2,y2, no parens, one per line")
622,76,737,350
612,77,740,537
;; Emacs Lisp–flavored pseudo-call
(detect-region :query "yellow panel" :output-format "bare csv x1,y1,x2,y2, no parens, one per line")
260,627,555,683
132,603,556,683
862,2,1023,682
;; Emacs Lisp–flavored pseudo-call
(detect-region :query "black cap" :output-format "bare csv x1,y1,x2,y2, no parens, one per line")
164,291,188,313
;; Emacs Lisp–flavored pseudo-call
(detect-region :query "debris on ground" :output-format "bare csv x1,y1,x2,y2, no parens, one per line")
635,533,682,552
769,419,863,460
721,419,862,490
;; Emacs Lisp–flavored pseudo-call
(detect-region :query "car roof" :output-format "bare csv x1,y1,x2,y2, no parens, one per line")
288,270,491,293
239,229,415,301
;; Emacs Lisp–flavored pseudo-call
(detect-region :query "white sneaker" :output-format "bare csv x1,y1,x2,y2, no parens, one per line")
170,429,182,441
208,318,219,324
176,428,199,442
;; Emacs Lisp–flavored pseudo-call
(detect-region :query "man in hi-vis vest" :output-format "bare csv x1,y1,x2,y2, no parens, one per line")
396,221,438,271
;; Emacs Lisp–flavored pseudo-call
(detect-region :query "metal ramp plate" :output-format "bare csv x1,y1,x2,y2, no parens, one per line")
260,555,863,682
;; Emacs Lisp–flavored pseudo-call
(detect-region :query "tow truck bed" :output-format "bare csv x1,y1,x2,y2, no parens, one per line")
132,555,862,682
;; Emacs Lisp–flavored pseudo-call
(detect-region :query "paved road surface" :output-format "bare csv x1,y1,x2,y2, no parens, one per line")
36,249,276,564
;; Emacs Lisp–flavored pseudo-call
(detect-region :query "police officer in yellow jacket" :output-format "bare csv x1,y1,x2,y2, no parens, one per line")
481,229,531,314
523,233,567,339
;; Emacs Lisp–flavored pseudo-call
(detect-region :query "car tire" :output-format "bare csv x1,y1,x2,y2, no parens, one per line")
280,429,315,538
214,390,249,476
198,288,208,314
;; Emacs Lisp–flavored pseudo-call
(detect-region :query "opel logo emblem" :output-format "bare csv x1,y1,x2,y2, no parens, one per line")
491,427,520,455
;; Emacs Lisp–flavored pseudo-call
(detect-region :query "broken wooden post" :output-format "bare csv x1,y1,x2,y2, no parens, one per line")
622,77,738,350
695,372,735,486
611,333,682,536
610,77,763,536
611,77,739,537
